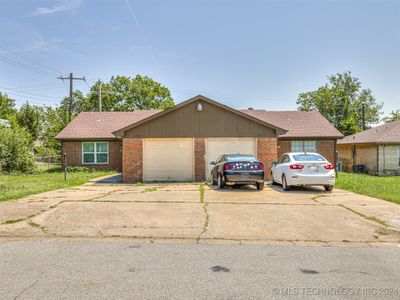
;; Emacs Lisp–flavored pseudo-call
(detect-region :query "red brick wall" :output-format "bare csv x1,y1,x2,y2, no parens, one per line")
278,139,336,164
194,138,206,181
61,141,122,171
257,138,278,179
122,138,143,183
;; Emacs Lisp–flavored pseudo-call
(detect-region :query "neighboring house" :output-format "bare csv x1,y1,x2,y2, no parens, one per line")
337,120,400,175
56,95,343,182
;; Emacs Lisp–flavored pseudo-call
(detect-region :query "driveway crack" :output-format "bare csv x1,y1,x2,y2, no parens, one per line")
13,271,45,299
197,184,209,242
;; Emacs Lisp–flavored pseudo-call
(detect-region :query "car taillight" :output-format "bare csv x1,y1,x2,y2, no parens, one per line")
324,164,334,170
259,163,264,170
224,164,230,170
290,164,304,170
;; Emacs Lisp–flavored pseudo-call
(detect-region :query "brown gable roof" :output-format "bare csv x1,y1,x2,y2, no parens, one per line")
55,111,160,140
338,120,400,145
241,110,343,139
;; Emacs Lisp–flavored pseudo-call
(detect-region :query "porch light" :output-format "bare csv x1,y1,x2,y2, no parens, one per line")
197,103,203,111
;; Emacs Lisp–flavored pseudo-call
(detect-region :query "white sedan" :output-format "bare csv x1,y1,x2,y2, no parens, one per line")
271,152,336,191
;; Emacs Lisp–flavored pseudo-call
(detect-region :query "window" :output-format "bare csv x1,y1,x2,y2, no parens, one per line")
398,147,400,168
82,142,108,164
293,154,325,162
226,155,257,162
282,155,291,163
291,141,317,152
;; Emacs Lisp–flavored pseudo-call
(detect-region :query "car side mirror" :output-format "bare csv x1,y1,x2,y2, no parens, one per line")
210,161,216,165
271,161,277,167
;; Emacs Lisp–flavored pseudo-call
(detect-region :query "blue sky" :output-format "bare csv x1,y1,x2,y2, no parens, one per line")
0,0,399,118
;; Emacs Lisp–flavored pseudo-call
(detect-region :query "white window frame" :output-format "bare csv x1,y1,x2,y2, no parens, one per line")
291,140,317,152
82,142,109,164
398,146,400,168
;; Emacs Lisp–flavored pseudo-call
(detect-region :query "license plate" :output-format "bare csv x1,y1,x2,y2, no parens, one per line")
309,167,319,172
241,172,249,176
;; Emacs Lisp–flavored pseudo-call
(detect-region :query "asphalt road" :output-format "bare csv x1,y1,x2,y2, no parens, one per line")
1,240,399,299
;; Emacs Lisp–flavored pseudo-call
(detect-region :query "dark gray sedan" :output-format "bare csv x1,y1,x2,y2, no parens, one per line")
210,154,265,190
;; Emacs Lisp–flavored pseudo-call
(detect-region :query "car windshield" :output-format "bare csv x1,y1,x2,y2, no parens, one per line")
225,155,256,162
293,154,325,161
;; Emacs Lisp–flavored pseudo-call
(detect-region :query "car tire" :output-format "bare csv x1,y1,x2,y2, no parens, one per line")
211,174,217,185
217,174,225,189
282,175,290,191
256,182,264,190
271,172,277,185
324,185,333,192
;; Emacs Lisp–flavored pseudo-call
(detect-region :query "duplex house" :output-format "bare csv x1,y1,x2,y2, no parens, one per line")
337,120,400,175
56,95,343,182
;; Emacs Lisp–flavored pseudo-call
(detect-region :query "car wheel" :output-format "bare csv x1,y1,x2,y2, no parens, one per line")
282,175,290,191
271,172,277,185
217,174,225,189
256,182,264,190
324,185,333,192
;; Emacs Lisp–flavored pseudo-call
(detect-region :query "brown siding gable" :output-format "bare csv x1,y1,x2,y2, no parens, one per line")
113,95,287,138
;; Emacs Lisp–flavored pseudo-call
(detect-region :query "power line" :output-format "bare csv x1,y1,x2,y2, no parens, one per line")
0,86,62,100
0,45,62,75
2,83,66,91
0,55,57,78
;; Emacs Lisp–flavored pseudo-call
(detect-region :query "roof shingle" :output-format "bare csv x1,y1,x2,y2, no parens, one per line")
241,110,343,138
337,120,400,144
55,111,160,140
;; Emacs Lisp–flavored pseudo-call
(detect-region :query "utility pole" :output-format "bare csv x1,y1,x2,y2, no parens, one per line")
362,105,366,131
98,79,102,112
58,73,86,122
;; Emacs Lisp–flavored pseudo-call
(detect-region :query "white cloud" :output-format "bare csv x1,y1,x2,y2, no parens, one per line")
33,0,82,16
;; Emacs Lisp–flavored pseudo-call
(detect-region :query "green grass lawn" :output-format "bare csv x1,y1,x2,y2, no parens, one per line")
336,172,400,204
0,168,115,202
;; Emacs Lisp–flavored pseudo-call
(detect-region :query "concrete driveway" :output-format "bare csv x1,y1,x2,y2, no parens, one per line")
1,178,399,246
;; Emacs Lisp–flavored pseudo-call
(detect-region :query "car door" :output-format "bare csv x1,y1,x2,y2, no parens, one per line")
280,155,292,178
273,155,285,183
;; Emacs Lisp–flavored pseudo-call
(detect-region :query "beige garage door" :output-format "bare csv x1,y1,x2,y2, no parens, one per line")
205,138,256,180
143,139,193,181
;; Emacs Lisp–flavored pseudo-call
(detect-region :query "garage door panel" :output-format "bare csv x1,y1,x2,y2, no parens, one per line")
205,138,256,180
144,139,193,181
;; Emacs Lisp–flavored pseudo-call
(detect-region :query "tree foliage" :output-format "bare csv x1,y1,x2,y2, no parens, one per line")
297,72,383,135
0,126,36,173
0,92,16,119
17,102,43,141
73,75,174,113
382,109,400,123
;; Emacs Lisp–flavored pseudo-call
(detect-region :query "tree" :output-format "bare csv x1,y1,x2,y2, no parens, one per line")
16,102,43,141
73,75,174,113
382,109,400,123
0,92,16,119
38,105,69,155
297,71,383,135
0,126,36,173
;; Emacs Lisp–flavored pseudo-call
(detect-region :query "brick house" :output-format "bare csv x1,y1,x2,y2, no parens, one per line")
337,120,400,175
56,95,343,182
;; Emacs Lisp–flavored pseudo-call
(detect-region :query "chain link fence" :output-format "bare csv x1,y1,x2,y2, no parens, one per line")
35,155,62,171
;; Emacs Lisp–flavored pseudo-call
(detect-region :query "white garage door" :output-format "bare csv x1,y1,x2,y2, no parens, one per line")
143,139,193,181
205,138,256,180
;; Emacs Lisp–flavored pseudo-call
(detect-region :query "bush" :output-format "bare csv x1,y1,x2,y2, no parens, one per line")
0,126,36,174
67,166,91,172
